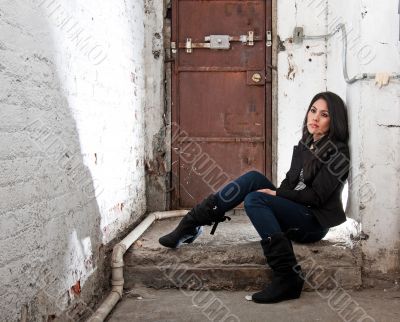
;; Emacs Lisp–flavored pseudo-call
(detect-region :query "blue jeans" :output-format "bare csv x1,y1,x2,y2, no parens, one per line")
215,171,328,243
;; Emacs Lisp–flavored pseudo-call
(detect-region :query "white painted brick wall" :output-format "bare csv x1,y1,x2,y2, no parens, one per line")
0,0,147,320
325,0,400,272
277,0,328,184
278,0,400,273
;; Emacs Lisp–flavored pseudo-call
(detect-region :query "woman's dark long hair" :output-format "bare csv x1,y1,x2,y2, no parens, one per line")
301,91,349,145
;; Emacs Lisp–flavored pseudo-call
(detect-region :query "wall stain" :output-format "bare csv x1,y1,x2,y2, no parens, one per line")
286,53,297,80
145,129,167,176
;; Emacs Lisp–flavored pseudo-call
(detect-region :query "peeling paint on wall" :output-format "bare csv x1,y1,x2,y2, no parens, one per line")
145,130,167,176
286,53,298,80
143,0,168,211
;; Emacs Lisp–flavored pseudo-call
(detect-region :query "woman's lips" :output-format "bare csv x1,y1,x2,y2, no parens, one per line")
309,124,319,128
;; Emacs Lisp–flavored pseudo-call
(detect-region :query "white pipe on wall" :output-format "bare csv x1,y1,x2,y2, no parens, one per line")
87,210,188,322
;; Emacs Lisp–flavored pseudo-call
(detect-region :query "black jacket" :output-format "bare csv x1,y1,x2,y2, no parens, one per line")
276,137,350,228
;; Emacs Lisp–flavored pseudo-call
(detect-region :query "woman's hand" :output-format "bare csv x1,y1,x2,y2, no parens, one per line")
257,188,276,196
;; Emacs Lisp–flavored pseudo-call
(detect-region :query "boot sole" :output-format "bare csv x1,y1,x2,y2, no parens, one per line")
251,291,302,304
159,226,203,248
251,279,304,304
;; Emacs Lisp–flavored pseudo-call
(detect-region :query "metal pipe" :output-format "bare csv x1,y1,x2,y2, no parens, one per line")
301,23,400,84
302,24,341,40
337,23,400,84
87,210,188,322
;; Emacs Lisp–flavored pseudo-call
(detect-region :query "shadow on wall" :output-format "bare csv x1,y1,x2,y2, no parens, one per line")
0,2,105,321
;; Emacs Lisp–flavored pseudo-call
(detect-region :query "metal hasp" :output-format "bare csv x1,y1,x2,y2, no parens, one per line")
205,35,231,50
185,38,192,53
246,31,254,46
266,30,272,47
181,31,260,53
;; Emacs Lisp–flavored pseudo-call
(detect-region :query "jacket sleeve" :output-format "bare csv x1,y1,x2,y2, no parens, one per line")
278,176,292,191
277,145,301,191
276,144,350,207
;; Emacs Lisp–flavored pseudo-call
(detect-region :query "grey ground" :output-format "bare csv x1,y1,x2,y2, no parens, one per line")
107,287,400,322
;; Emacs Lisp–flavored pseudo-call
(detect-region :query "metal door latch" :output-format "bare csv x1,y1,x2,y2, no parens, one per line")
204,35,231,50
173,31,261,53
266,30,272,47
243,31,254,46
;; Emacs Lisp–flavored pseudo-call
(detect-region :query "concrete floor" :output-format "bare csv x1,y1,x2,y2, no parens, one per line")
107,287,400,322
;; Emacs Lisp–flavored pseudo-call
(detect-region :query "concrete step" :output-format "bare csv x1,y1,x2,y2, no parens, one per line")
124,212,362,291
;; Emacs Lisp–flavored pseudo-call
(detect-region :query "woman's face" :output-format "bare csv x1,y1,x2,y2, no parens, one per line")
306,98,330,141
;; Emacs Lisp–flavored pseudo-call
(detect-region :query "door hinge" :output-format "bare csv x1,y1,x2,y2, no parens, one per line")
266,30,272,47
171,41,177,54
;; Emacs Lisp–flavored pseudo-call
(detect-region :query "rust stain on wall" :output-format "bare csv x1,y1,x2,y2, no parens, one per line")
71,280,81,296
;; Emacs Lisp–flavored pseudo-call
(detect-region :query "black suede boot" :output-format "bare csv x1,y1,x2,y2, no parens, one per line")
159,194,230,248
251,232,304,303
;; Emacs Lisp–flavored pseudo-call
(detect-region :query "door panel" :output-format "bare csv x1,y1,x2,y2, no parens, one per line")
180,72,264,137
178,1,265,68
171,0,272,208
178,141,265,207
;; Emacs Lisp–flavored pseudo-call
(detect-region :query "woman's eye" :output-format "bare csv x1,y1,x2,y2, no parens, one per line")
322,113,329,118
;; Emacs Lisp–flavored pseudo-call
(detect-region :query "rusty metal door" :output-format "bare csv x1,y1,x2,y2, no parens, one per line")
171,0,272,208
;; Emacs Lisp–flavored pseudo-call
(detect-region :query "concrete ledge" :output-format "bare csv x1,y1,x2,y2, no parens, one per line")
124,213,362,291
